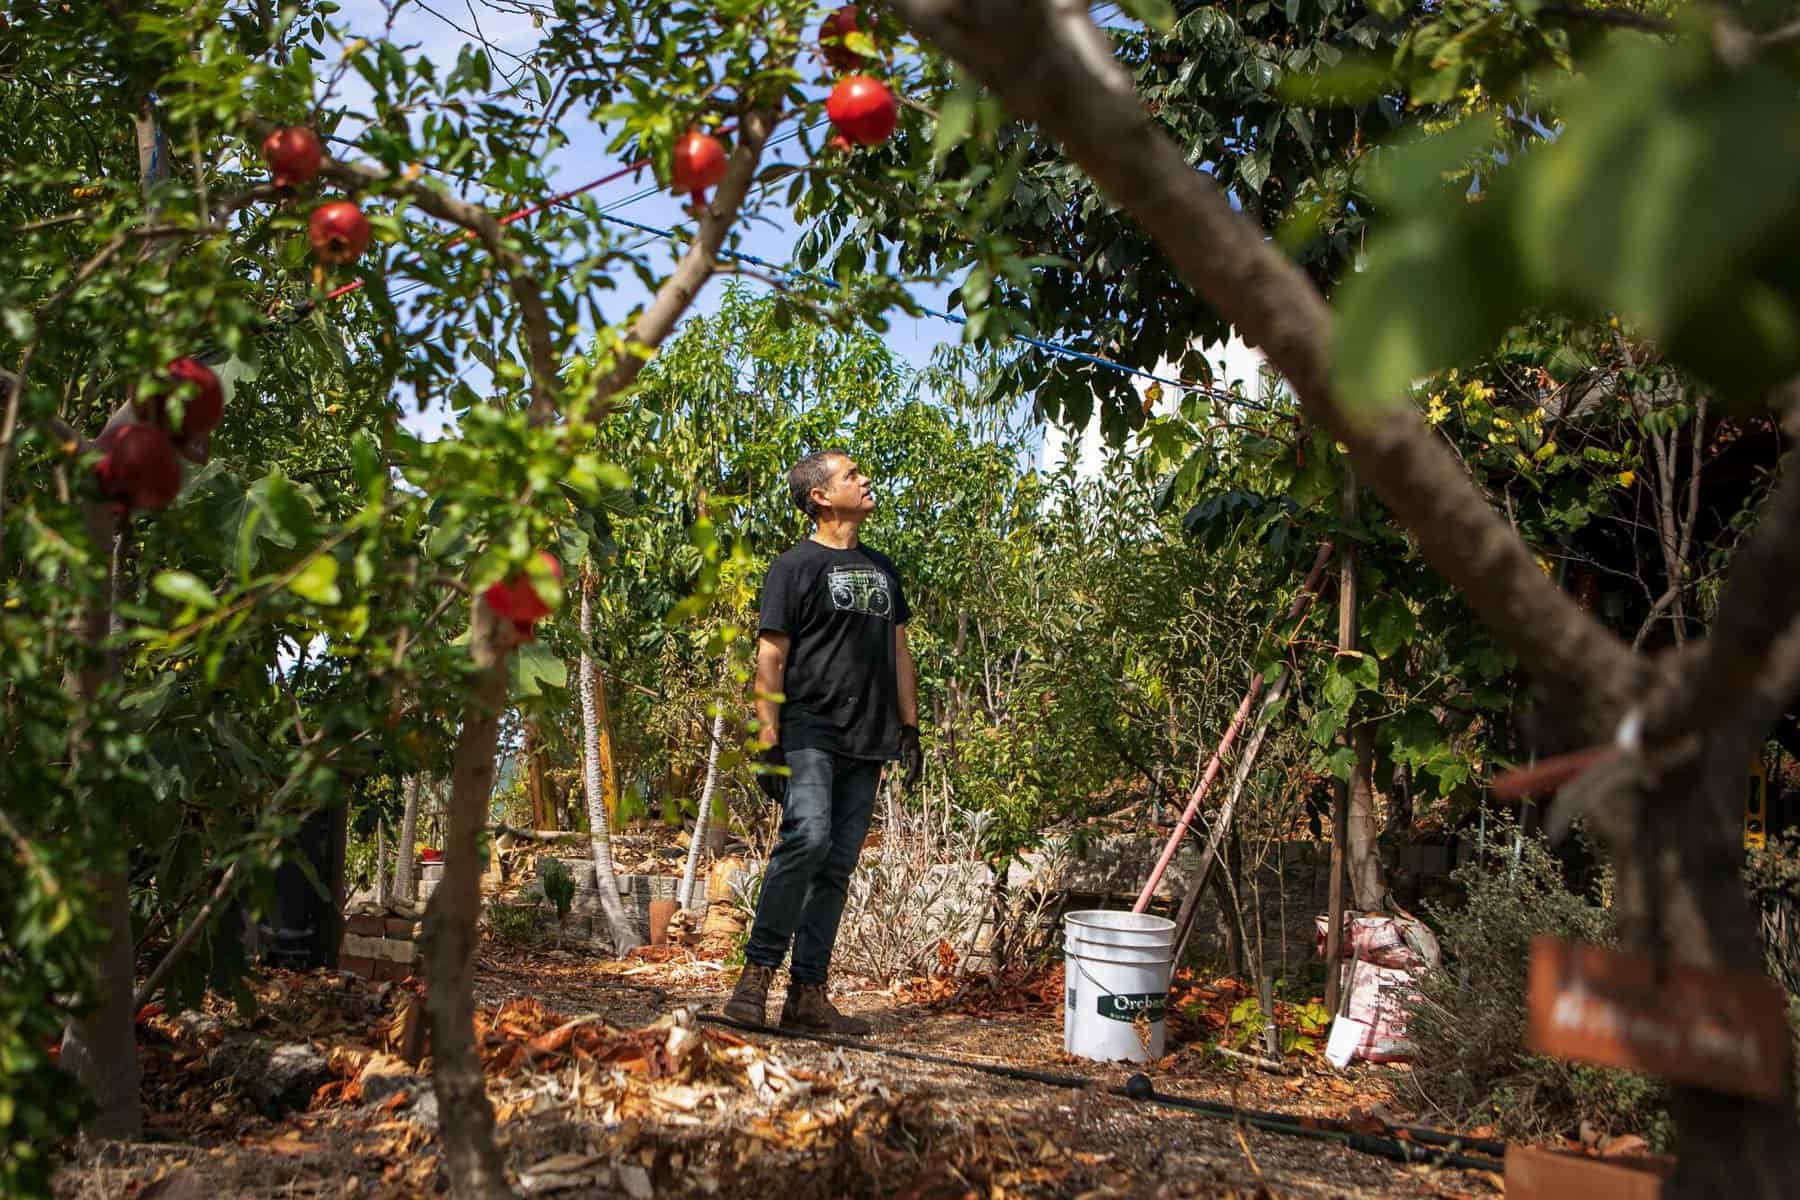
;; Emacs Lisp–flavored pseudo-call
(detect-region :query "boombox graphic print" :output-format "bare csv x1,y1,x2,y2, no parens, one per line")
826,566,894,619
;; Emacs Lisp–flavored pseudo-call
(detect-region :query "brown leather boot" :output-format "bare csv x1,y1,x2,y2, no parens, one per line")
778,981,872,1036
722,963,775,1026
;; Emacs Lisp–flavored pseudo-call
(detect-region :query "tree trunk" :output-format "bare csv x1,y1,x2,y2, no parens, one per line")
375,820,389,906
396,774,421,903
525,723,551,830
1345,721,1388,911
59,501,140,1138
679,705,727,910
420,600,513,1200
579,570,643,955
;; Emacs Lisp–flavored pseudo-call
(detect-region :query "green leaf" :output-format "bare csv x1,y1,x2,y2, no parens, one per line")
931,84,977,168
153,570,218,611
1239,147,1272,195
1116,0,1177,33
1511,43,1800,339
287,556,341,606
511,640,568,697
1331,208,1518,419
1364,595,1415,659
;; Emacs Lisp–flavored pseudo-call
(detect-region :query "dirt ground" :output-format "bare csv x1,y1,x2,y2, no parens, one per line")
52,929,1509,1199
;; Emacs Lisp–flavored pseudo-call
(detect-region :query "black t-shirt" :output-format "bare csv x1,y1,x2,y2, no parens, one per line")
758,539,911,761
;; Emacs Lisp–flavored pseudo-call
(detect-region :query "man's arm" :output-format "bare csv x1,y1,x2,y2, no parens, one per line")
896,623,918,727
754,631,790,746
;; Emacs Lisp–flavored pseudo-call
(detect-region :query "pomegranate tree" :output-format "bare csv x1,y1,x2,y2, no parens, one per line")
261,126,323,188
308,200,371,264
826,75,897,147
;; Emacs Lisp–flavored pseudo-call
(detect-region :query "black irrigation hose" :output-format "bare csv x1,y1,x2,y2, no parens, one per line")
698,1014,1506,1175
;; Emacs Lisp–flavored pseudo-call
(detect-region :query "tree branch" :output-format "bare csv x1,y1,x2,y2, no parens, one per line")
306,143,561,420
888,0,1640,730
583,105,781,421
1647,447,1800,742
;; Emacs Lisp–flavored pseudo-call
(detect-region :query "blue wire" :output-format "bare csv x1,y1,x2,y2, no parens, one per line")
596,212,1283,415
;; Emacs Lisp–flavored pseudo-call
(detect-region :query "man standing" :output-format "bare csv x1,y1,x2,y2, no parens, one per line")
723,449,923,1034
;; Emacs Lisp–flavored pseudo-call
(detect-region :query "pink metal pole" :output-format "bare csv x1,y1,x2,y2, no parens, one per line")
1132,542,1336,913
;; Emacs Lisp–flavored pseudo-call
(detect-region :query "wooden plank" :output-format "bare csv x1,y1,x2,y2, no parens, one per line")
1525,935,1794,1103
1504,1145,1668,1200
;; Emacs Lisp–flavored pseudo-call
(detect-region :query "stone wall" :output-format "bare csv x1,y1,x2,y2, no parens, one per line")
511,856,716,952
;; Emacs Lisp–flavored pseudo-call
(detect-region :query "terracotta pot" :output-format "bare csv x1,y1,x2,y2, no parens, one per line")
648,898,680,946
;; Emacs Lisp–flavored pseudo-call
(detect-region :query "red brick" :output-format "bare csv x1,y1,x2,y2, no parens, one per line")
385,918,418,940
344,914,387,937
339,954,376,979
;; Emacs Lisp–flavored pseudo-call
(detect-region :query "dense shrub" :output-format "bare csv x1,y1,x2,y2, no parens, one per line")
1405,830,1673,1147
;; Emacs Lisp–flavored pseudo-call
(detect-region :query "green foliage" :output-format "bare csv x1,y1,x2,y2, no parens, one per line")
1406,830,1673,1145
1338,18,1800,412
484,901,540,947
540,855,576,924
796,0,1409,441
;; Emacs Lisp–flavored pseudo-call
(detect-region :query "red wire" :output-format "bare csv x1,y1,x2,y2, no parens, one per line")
316,123,737,308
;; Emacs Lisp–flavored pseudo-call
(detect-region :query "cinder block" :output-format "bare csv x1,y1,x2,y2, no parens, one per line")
342,932,417,964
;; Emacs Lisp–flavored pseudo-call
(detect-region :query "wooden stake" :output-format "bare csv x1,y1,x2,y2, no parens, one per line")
1325,469,1358,1014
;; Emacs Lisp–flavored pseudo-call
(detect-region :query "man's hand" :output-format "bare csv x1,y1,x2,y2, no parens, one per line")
757,743,787,803
899,725,923,791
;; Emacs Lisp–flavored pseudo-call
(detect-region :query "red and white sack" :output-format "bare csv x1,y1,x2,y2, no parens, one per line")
1313,912,1441,972
1334,958,1419,1063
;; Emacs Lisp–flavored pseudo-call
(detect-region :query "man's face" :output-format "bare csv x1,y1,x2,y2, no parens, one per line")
813,454,875,518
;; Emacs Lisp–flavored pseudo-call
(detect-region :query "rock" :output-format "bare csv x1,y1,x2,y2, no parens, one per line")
174,1011,225,1042
214,1038,332,1118
617,1163,654,1199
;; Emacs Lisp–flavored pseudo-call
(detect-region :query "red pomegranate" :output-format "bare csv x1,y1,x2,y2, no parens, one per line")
826,75,897,147
671,131,728,208
261,126,323,189
136,357,224,439
482,551,562,638
309,200,371,264
95,421,182,511
818,5,867,71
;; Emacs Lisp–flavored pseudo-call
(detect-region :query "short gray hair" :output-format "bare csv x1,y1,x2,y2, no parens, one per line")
788,449,847,520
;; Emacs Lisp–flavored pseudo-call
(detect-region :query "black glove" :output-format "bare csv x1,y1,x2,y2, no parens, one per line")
899,724,923,791
756,743,787,803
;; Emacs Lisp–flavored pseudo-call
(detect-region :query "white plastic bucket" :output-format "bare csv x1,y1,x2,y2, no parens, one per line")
1062,909,1176,1063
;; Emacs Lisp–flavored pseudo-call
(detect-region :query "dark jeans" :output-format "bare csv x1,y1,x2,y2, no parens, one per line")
743,748,882,984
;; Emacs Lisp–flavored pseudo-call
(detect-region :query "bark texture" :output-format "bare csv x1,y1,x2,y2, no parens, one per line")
679,706,727,910
58,500,141,1139
579,571,644,954
396,774,421,903
421,601,513,1200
